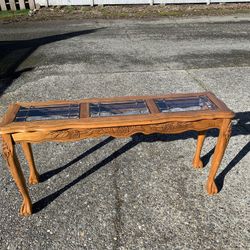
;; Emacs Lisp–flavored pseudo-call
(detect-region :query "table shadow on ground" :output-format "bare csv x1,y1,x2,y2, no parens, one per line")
32,111,250,213
0,28,101,97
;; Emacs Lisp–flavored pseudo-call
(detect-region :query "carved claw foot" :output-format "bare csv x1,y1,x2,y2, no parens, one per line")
19,199,32,216
29,174,40,185
193,159,203,169
207,180,218,195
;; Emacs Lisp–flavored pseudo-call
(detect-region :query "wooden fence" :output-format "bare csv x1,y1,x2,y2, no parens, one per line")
34,0,250,7
0,0,250,11
0,0,35,10
35,0,250,6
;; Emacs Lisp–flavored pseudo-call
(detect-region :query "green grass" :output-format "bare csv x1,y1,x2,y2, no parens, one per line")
0,9,29,19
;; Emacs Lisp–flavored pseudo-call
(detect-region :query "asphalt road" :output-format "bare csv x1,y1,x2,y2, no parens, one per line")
0,15,249,249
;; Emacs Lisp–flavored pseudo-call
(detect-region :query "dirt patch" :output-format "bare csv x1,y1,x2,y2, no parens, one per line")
1,3,250,23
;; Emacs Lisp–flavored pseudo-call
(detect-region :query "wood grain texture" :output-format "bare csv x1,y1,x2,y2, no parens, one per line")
21,142,40,185
80,103,89,118
12,119,222,143
146,99,159,114
0,92,234,135
0,112,233,135
0,104,20,127
207,119,232,195
2,134,32,216
193,131,206,168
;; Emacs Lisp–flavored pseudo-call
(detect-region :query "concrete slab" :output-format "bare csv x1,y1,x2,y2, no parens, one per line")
0,70,203,110
188,67,250,111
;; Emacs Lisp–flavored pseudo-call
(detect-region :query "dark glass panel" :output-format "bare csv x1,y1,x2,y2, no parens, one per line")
14,104,80,122
154,96,216,113
90,100,149,117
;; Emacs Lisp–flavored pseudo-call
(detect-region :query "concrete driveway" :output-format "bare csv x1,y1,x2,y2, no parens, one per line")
0,15,249,249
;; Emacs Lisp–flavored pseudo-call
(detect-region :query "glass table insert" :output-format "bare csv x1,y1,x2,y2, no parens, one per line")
89,100,149,117
14,104,80,122
13,95,218,122
154,96,217,113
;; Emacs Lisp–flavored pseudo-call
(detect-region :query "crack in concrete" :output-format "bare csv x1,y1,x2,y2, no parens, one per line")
185,70,208,91
31,65,250,76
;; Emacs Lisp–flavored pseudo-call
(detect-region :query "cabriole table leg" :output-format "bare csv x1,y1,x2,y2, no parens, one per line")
207,119,232,195
21,142,40,185
2,134,32,216
193,131,206,168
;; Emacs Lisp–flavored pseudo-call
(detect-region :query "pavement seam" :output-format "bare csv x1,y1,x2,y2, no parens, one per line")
2,65,250,97
2,66,247,97
33,65,250,75
185,70,208,91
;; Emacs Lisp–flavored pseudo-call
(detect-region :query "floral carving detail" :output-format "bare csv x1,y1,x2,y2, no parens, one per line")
43,122,195,142
148,122,192,132
50,129,80,139
2,140,11,160
79,122,193,138
225,121,232,145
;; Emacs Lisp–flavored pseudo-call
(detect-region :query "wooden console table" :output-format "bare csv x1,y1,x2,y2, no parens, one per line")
0,92,234,216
